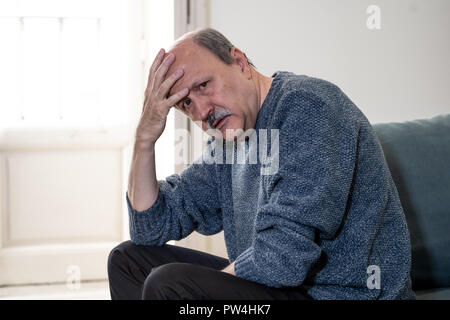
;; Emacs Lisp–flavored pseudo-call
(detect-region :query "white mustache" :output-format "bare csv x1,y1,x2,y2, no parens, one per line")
207,109,232,129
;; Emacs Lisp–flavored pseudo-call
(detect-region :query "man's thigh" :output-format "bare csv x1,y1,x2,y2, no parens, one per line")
109,240,230,273
142,262,311,300
108,240,230,299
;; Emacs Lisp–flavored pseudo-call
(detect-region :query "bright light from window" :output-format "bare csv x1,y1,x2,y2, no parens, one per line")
0,0,176,181
0,0,127,127
145,0,175,181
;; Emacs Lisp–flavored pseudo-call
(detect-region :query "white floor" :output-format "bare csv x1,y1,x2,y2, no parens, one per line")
0,280,110,300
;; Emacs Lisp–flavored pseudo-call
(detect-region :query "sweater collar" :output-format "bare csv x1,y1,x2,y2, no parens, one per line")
253,71,284,130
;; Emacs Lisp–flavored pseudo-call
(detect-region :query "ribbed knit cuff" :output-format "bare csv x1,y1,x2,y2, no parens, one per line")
234,246,259,282
126,190,163,215
126,190,164,239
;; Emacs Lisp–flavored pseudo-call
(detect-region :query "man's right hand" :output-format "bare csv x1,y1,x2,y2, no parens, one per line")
128,49,188,211
135,49,189,150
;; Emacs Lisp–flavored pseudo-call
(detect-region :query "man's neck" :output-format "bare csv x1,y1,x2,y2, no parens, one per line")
237,68,274,142
252,68,274,111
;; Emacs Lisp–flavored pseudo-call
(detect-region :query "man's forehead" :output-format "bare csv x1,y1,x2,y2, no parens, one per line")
166,43,211,94
166,40,212,72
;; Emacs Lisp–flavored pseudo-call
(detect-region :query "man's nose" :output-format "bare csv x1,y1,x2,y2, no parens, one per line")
196,100,213,123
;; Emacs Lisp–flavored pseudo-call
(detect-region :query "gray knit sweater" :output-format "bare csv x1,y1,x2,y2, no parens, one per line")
127,71,415,300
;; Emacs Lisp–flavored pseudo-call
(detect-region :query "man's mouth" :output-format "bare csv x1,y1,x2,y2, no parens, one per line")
212,115,230,129
207,109,232,130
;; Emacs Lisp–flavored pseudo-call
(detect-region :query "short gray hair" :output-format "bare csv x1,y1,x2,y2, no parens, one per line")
192,28,255,68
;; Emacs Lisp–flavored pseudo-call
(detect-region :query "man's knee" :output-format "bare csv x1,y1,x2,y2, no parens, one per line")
107,240,135,276
142,263,193,300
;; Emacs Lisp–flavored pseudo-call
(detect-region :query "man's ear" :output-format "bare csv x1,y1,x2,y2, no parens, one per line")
230,47,251,78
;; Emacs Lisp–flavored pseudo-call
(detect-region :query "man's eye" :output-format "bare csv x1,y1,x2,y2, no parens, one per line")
200,81,208,88
182,98,191,109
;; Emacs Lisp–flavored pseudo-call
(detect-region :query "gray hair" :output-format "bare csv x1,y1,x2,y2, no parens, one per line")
191,28,255,68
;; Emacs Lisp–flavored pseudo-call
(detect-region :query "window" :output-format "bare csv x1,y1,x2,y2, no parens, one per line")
0,0,181,289
0,0,128,127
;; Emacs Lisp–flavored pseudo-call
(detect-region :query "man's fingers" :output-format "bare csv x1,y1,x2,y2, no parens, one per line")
157,68,184,99
165,88,189,107
142,50,185,116
147,49,165,85
153,53,175,89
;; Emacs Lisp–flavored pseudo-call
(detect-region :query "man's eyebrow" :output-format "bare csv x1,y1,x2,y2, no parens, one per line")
170,78,208,98
188,78,208,90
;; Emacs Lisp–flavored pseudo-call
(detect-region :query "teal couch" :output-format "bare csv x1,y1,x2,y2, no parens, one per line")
373,114,450,300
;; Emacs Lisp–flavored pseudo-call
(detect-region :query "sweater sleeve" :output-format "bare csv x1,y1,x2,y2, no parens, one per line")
234,88,359,287
127,140,223,246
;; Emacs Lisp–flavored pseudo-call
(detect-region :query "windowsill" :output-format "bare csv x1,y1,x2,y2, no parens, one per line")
0,123,134,150
0,280,110,300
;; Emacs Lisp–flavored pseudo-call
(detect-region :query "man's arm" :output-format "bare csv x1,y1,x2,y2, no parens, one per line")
127,50,224,246
128,48,188,212
128,142,158,212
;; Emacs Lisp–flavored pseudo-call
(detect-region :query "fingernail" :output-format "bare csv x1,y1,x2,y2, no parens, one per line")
176,69,183,76
183,88,189,94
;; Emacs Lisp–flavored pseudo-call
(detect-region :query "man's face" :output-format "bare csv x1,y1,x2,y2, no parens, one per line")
166,41,255,140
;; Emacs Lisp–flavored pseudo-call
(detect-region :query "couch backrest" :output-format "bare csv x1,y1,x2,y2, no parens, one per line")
373,114,450,290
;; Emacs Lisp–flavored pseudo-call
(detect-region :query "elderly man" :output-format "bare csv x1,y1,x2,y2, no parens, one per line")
107,28,415,300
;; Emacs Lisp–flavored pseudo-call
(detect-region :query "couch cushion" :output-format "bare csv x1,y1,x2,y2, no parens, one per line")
372,114,450,291
415,288,450,300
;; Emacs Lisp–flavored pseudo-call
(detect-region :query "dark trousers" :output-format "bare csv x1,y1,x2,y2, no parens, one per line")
107,240,311,300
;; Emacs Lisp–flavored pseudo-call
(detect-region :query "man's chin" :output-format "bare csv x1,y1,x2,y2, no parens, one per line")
205,128,248,142
205,128,232,141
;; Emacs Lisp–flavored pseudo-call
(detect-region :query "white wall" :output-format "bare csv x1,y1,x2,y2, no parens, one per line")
209,0,450,124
